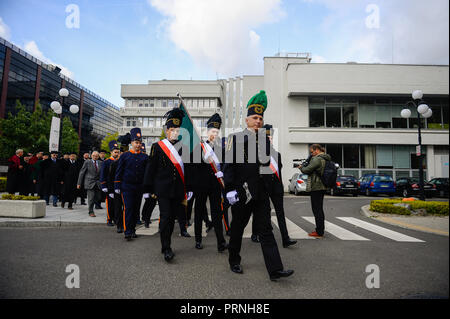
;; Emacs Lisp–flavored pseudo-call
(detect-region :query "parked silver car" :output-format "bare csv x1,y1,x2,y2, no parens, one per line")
288,173,309,195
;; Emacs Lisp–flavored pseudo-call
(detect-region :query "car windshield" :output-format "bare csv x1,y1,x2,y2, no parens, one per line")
339,176,355,181
373,176,393,182
298,174,308,180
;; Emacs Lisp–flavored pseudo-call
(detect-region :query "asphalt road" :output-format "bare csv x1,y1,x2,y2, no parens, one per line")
0,195,448,299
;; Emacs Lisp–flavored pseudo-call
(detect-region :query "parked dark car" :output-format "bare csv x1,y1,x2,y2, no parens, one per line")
328,175,358,196
428,178,449,198
395,178,438,198
358,174,396,196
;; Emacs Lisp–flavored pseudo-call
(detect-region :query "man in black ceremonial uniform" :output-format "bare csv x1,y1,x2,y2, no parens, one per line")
191,113,228,252
223,90,294,281
143,107,193,262
100,140,121,227
61,152,80,210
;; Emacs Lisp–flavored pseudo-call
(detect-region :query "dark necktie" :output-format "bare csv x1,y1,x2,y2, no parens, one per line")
94,161,98,172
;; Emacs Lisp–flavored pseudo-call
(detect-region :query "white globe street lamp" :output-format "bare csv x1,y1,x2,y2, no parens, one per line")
422,108,433,119
412,90,423,100
50,101,61,111
54,106,62,114
417,103,429,115
400,108,412,119
59,88,69,97
69,104,79,114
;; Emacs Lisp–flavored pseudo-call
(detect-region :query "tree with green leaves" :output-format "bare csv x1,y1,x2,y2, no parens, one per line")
100,132,119,157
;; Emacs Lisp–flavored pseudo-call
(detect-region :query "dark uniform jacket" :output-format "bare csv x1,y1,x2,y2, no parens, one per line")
100,157,117,193
262,150,284,196
222,129,271,202
61,159,80,195
41,158,63,195
190,140,224,193
143,140,192,200
114,150,148,191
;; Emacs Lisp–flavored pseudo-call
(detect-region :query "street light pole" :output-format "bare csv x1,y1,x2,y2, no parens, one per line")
401,90,433,201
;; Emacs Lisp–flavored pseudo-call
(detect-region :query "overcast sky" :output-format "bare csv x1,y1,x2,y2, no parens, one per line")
0,0,448,107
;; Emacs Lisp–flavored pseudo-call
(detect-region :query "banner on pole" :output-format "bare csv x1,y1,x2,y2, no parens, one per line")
49,116,61,152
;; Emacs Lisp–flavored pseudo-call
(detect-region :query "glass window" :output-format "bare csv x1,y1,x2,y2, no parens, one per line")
374,175,393,182
149,118,154,127
326,144,342,167
375,105,391,128
393,145,411,168
162,100,167,108
139,103,143,107
427,104,442,129
143,118,149,127
392,105,408,128
326,106,341,128
132,100,138,108
156,118,161,127
359,105,376,128
395,171,410,179
309,105,324,127
150,99,155,107
193,99,198,108
204,99,210,108
187,99,192,108
443,104,449,128
174,100,179,107
361,145,376,168
210,99,216,108
168,99,173,108
156,99,161,108
343,105,357,128
376,145,393,168
343,170,359,178
198,99,204,108
344,144,360,168
144,103,149,107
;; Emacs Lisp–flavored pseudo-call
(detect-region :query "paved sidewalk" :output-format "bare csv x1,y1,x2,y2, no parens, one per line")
361,205,449,237
0,199,160,227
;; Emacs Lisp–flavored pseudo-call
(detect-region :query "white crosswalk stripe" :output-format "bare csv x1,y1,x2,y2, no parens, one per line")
136,221,159,236
302,217,370,241
271,216,312,239
337,217,425,242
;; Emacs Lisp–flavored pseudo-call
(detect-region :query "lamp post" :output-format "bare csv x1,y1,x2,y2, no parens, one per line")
400,90,433,201
50,88,79,152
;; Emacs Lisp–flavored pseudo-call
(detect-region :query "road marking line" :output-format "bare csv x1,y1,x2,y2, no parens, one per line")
271,216,313,239
302,217,370,241
136,222,159,236
376,217,449,237
337,217,425,242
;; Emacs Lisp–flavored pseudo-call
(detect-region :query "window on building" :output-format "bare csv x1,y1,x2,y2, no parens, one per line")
143,118,149,127
427,104,443,129
155,99,161,108
359,104,376,128
132,100,138,108
325,144,342,167
150,99,155,107
309,105,324,127
162,100,167,108
392,105,408,128
361,145,376,168
343,104,358,128
344,144,360,168
174,100,179,107
204,99,210,108
375,105,392,128
187,99,192,108
326,106,341,128
148,118,154,127
210,99,217,108
443,103,449,128
393,145,411,168
376,145,393,168
144,103,149,107
168,99,174,108
198,99,204,108
156,118,161,127
193,99,198,108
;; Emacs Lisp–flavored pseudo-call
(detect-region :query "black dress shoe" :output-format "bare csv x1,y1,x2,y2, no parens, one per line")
283,239,297,248
117,228,124,233
107,221,114,227
131,233,138,238
195,242,203,249
180,231,191,237
164,249,175,261
206,223,213,233
230,264,243,274
136,220,143,225
95,205,102,209
270,269,294,281
124,235,132,241
218,242,229,252
144,221,150,228
251,234,260,243
61,202,65,208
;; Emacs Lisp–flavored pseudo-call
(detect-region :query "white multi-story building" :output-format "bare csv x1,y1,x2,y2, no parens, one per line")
119,54,449,190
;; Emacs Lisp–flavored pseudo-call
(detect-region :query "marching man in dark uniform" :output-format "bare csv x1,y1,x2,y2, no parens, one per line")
143,107,193,262
61,152,80,210
114,128,148,240
191,113,228,252
223,90,294,281
100,140,120,227
258,124,297,248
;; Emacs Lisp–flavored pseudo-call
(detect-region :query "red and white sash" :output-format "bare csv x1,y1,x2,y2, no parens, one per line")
158,139,187,199
270,156,281,181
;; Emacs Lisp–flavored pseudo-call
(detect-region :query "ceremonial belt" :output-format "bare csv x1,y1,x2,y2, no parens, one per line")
270,156,281,181
158,139,187,200
201,142,224,189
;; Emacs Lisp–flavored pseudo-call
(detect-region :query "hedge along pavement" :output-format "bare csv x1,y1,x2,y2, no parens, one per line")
370,198,449,216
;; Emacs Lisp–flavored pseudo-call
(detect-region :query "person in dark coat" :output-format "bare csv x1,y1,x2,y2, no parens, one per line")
19,153,35,196
100,141,121,226
61,152,80,209
41,151,63,206
6,149,24,194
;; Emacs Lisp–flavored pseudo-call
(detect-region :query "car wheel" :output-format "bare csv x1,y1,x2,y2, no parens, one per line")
365,188,371,196
294,188,299,196
402,189,408,198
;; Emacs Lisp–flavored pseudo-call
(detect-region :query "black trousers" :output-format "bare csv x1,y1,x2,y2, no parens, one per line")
310,190,326,236
159,197,185,252
63,186,76,207
194,190,226,246
265,193,290,244
114,194,124,230
228,197,284,275
142,197,157,223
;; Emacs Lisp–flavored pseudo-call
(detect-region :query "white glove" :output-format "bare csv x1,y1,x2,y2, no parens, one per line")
215,171,224,178
226,190,239,205
187,192,193,201
115,189,121,194
102,188,108,193
143,193,150,199
108,193,114,199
